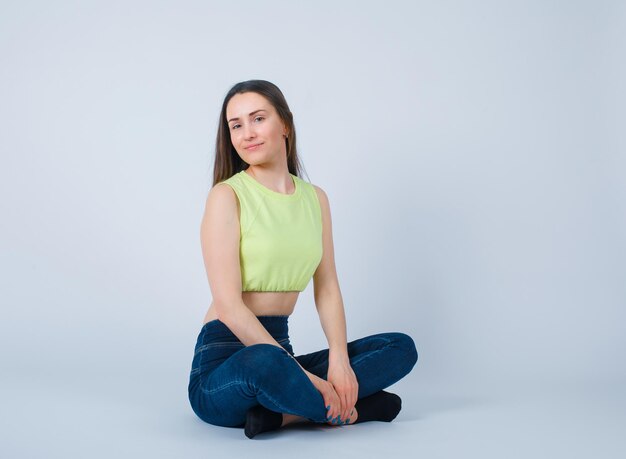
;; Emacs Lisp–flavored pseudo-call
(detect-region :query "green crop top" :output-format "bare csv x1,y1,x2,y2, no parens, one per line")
218,170,323,292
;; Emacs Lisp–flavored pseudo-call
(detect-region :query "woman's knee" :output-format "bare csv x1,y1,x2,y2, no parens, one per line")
387,332,418,369
189,385,246,428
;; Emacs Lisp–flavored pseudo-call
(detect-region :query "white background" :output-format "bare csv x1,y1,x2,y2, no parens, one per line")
1,0,624,457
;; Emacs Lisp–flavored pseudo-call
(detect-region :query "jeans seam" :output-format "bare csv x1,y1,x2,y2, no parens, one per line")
202,379,247,396
348,337,392,368
255,387,292,417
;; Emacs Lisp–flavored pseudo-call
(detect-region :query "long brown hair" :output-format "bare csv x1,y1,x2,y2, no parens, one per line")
211,80,308,187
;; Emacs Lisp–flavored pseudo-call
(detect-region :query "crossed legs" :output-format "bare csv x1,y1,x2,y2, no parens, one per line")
194,331,418,432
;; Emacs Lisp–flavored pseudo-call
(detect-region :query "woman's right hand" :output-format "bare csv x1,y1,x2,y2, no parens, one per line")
303,369,343,424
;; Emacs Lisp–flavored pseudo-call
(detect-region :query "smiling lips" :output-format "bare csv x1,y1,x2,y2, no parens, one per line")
245,143,263,150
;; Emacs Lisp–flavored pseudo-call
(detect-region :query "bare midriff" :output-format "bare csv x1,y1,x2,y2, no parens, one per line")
202,291,300,325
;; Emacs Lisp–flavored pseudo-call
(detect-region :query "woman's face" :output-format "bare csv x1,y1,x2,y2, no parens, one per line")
226,92,287,166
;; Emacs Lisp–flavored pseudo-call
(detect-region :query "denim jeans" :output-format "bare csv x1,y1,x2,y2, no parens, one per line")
188,315,418,427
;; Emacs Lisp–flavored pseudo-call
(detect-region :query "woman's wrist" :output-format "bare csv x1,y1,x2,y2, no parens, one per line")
329,350,350,366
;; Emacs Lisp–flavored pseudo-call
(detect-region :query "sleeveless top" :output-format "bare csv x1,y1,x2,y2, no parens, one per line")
218,170,323,292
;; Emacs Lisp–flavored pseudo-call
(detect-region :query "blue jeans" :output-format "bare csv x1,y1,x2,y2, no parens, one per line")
188,315,418,427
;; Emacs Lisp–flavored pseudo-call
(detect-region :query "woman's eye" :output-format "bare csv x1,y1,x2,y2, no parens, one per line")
231,117,264,130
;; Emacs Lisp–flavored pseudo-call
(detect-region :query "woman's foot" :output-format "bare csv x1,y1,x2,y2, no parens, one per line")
281,413,309,427
244,405,283,438
245,404,361,438
351,390,402,423
281,410,358,427
326,407,359,426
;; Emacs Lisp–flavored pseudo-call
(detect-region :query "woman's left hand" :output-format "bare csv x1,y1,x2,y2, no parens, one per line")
326,358,359,424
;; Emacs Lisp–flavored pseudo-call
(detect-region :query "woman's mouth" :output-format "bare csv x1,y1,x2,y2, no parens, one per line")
245,143,263,150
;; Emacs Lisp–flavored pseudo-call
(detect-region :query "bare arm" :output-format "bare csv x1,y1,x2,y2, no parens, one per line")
312,184,357,423
316,292,349,365
312,185,349,363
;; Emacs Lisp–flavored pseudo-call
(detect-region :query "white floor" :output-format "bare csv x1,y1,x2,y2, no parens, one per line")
3,373,624,458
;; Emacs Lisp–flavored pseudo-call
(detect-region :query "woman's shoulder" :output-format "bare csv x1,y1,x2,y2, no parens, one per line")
306,181,329,210
311,183,324,197
206,172,246,210
211,171,247,196
295,175,324,197
219,170,245,185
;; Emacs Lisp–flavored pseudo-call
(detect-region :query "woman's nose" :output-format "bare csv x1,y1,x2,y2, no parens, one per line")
242,123,256,139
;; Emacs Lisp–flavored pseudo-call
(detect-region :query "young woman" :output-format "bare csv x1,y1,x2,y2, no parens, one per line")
188,80,418,438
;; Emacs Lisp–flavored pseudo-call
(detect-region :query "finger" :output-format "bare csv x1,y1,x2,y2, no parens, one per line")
323,385,337,419
344,393,351,422
326,404,336,422
331,388,341,423
338,392,347,422
334,390,344,423
325,391,337,421
324,397,332,421
333,390,342,420
345,388,356,423
324,388,335,421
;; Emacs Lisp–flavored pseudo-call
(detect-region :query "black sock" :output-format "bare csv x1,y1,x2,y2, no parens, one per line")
244,404,283,439
353,390,402,423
